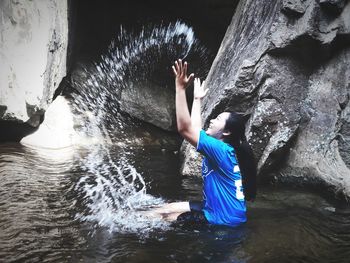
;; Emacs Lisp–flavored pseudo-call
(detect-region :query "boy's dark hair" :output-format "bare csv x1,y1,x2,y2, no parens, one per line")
224,112,257,201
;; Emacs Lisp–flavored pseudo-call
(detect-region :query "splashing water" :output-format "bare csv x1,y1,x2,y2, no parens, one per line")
74,144,169,234
67,21,211,234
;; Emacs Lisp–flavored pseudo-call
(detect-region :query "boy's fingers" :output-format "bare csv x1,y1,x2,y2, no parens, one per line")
204,89,209,95
172,66,177,76
175,61,179,73
178,59,183,74
183,61,188,76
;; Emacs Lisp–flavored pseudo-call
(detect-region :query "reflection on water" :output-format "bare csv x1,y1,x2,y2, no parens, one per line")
0,144,82,262
1,142,350,262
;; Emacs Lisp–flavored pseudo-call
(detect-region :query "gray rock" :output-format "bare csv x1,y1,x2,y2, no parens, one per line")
181,0,350,198
282,48,350,196
282,0,308,16
0,0,68,127
119,81,175,131
180,140,202,177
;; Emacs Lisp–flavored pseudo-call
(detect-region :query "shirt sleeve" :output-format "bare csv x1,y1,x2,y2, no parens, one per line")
196,130,232,167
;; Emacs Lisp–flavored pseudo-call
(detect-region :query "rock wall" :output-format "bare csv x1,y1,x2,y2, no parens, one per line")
181,0,350,198
0,0,68,131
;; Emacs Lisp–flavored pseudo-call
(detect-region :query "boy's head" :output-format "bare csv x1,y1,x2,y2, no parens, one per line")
206,112,245,144
206,112,231,139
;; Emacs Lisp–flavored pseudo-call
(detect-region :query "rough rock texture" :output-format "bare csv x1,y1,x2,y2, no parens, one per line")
181,0,350,198
119,81,176,131
0,0,68,127
180,141,202,177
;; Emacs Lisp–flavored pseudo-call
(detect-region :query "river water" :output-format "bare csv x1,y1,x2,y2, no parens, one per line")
2,21,350,263
1,140,350,263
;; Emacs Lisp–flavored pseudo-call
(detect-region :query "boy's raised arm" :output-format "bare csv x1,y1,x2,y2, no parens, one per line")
191,78,208,130
172,59,199,147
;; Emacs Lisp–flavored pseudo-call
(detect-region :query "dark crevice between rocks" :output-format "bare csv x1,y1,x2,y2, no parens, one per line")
269,32,350,71
269,36,330,70
53,75,70,100
0,120,41,143
66,0,77,73
319,0,348,15
0,105,45,143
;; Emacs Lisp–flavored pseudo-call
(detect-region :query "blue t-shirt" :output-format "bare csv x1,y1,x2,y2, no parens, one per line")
196,130,246,226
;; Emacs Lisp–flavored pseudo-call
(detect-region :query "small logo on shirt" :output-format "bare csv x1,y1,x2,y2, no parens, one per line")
202,159,213,178
233,165,240,173
203,160,209,174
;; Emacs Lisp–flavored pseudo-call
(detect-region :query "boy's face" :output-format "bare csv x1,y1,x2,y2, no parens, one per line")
206,112,230,139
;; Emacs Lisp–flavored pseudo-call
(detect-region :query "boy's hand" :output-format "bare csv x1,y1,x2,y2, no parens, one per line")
172,59,194,90
193,78,208,99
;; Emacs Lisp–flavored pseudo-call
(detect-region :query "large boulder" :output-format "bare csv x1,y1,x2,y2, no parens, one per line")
181,0,350,198
0,0,68,139
119,81,176,131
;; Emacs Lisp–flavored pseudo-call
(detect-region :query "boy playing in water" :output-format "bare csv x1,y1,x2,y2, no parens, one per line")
147,59,256,226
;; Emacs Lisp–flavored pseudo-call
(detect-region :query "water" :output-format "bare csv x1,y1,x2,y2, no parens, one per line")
1,22,350,262
1,142,350,262
60,22,212,234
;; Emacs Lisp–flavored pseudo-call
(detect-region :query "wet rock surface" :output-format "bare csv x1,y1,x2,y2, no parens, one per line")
119,81,176,131
0,0,68,140
181,0,350,198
